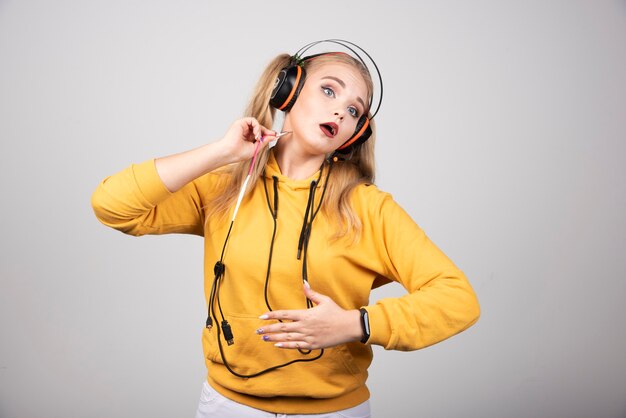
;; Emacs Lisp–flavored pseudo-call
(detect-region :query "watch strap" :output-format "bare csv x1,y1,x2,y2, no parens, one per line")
359,308,370,344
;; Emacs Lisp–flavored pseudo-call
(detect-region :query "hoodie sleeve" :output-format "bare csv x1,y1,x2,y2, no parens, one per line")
363,192,480,351
91,159,211,237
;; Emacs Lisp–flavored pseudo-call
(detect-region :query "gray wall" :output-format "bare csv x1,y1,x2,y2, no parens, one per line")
1,1,625,417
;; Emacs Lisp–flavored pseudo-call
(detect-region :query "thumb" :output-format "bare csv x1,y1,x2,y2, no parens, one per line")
303,281,324,305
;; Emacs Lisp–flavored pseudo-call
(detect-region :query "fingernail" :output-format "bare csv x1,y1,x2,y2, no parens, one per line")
255,328,264,334
259,314,269,320
303,280,310,289
262,335,270,342
274,343,283,348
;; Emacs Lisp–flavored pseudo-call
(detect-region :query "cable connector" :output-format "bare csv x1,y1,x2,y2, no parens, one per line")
221,320,234,346
214,261,225,277
205,316,213,330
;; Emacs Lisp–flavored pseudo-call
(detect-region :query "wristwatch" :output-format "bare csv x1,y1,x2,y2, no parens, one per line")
359,308,370,344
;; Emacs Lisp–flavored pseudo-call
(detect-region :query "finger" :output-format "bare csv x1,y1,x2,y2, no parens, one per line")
303,281,324,305
239,117,260,141
256,321,300,335
259,309,306,321
260,332,307,343
256,129,277,147
273,341,311,350
244,117,262,140
259,127,276,141
240,117,255,131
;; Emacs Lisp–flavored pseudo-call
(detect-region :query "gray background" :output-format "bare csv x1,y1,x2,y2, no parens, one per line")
1,1,625,417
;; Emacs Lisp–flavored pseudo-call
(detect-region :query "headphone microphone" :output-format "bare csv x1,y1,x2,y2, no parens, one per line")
269,39,383,154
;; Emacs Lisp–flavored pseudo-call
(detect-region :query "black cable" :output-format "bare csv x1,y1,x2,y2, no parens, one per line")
205,221,233,330
262,175,278,313
297,165,325,260
301,159,335,314
311,158,335,220
297,181,315,260
206,158,337,377
301,181,316,284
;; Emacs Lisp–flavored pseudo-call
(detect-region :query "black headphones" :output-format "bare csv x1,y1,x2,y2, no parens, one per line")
269,39,383,154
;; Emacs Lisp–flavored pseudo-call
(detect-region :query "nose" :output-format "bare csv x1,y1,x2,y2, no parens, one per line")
333,111,344,121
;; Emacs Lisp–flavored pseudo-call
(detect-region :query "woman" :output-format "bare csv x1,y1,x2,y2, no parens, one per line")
92,40,480,417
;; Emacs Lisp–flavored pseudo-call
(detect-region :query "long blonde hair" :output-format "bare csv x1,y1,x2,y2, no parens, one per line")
207,52,376,240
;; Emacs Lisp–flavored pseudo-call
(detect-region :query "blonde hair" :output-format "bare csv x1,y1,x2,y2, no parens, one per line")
207,52,376,240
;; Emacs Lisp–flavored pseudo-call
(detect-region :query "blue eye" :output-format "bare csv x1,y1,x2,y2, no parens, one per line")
321,86,335,98
348,107,359,118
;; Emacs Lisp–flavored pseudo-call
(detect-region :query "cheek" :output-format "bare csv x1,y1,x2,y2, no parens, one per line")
340,119,358,140
288,92,314,122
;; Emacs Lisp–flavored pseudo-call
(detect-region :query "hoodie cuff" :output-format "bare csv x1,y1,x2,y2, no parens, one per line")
362,304,393,348
132,159,172,205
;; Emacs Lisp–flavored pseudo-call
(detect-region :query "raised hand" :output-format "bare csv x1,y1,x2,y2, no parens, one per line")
217,117,276,164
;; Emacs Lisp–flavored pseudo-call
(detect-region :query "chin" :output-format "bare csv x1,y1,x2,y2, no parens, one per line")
306,136,339,156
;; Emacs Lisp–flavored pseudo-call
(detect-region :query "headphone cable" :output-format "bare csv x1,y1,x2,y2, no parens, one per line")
206,149,338,377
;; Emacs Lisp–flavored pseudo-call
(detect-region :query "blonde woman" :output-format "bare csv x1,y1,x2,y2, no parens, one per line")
92,40,480,418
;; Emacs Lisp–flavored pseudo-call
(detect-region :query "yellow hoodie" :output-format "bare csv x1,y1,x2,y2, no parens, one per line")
91,152,480,414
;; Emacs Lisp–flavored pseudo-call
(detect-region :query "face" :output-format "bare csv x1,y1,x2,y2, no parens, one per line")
283,62,369,156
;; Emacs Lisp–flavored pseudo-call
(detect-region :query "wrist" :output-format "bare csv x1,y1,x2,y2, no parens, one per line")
210,139,238,166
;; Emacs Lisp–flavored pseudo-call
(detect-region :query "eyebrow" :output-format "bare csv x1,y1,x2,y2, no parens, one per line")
321,76,366,110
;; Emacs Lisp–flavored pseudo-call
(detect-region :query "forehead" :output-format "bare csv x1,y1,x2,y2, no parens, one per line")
306,62,368,94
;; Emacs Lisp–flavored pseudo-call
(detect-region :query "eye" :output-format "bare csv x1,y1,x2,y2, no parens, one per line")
321,86,335,98
348,106,360,118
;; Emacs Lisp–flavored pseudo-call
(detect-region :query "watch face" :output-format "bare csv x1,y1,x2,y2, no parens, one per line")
360,308,370,343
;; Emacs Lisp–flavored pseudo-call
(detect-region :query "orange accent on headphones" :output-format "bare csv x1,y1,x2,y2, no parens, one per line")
277,66,302,111
336,117,370,151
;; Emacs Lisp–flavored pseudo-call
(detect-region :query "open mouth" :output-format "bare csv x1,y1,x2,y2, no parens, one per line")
319,122,338,138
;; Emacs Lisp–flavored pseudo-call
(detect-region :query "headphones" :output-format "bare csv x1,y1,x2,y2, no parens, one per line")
269,39,383,154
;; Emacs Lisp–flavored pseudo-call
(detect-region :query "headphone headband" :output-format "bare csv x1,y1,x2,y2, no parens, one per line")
292,39,383,118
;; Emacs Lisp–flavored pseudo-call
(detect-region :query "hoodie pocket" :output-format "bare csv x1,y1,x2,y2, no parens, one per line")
333,343,361,376
204,311,322,374
202,311,363,397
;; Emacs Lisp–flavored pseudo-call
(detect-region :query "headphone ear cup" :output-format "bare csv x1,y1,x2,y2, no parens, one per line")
269,65,306,111
336,116,372,154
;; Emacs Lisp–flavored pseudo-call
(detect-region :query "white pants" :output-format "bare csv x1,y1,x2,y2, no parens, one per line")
195,381,371,418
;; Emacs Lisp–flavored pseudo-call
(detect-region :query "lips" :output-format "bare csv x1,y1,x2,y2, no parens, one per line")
319,122,339,138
